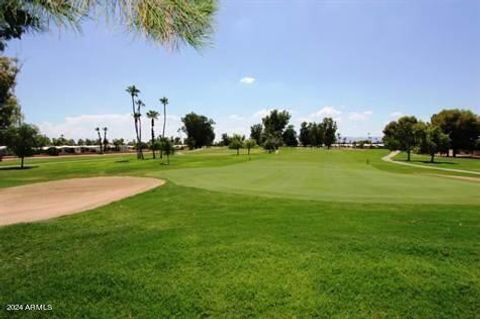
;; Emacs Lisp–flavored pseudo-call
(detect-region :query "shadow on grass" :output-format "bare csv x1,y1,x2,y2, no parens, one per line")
0,165,38,171
115,160,130,163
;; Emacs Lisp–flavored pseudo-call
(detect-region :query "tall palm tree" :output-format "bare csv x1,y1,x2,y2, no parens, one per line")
146,110,159,159
159,96,169,158
136,99,145,159
126,85,142,159
102,127,108,152
95,127,103,154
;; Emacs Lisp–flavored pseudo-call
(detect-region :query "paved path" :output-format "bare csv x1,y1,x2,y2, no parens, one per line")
382,151,480,175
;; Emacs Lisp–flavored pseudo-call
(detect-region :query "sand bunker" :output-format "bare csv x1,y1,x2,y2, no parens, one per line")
0,176,164,226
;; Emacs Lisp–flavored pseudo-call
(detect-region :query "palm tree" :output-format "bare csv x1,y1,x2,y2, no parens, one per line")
95,127,103,154
146,110,159,159
2,1,217,51
159,97,169,158
134,99,145,159
102,127,108,152
126,85,142,159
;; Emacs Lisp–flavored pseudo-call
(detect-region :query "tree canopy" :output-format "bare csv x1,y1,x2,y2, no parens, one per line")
4,123,42,168
0,56,22,144
431,109,479,156
181,112,215,149
383,116,419,161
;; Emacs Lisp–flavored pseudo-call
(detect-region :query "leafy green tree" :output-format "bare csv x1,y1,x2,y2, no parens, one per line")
146,110,159,158
228,134,245,155
4,123,42,168
245,139,257,157
159,137,175,164
181,112,215,149
299,122,310,146
431,109,479,156
1,0,217,52
417,123,450,163
112,138,125,151
383,116,419,161
220,133,231,146
250,123,263,145
309,122,324,147
0,56,22,144
282,125,298,147
263,134,282,153
77,138,85,146
322,117,337,149
262,109,291,137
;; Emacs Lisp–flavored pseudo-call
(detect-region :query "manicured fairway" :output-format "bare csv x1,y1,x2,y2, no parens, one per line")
1,149,479,318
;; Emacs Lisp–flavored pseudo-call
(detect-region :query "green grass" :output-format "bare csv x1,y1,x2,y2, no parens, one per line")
394,152,480,172
1,148,479,318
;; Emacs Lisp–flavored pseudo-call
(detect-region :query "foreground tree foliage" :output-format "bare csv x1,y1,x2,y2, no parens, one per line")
4,123,42,168
0,0,217,51
0,56,22,144
181,112,215,149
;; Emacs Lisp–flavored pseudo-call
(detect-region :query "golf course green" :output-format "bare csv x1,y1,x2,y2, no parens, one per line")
1,148,479,318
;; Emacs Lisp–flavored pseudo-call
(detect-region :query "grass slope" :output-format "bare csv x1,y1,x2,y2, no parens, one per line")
1,148,479,318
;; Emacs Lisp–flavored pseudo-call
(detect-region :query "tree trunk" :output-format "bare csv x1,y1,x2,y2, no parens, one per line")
138,116,144,159
20,156,24,169
151,119,156,159
161,103,166,159
237,148,239,156
407,150,411,161
430,153,435,163
131,95,141,160
167,154,170,164
453,149,457,157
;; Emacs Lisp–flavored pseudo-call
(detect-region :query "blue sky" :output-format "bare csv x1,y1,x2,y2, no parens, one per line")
5,0,480,140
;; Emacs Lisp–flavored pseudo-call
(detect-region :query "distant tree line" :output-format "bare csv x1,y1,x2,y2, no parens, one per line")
383,108,479,162
218,109,339,155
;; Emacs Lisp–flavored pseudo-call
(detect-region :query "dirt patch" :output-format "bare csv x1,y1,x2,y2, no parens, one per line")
0,176,164,226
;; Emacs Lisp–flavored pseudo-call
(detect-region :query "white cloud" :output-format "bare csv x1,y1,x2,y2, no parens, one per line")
240,76,256,84
228,114,244,121
309,106,342,120
37,113,183,141
390,111,403,118
253,108,272,119
348,110,373,121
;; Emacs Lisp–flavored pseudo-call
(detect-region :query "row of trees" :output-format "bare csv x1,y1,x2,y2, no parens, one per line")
248,109,339,151
299,118,338,148
383,109,479,162
126,85,172,160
